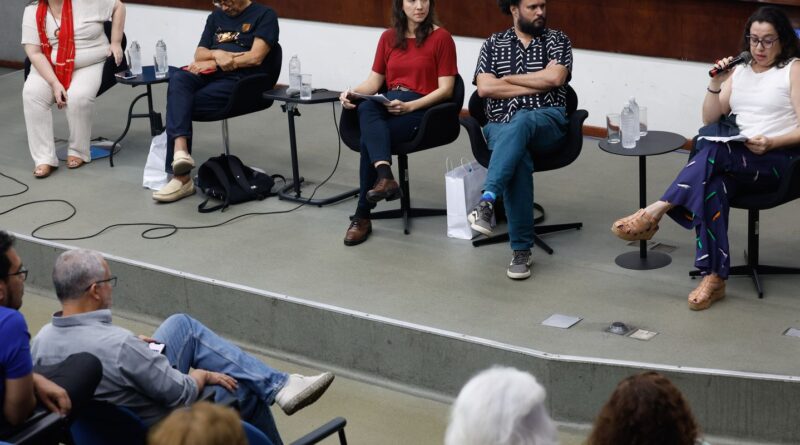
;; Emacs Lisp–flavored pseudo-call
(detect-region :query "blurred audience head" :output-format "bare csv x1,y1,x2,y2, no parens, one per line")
445,366,558,445
588,371,700,445
148,401,247,445
0,230,14,281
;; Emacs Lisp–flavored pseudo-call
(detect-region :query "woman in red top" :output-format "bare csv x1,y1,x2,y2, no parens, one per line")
339,0,458,246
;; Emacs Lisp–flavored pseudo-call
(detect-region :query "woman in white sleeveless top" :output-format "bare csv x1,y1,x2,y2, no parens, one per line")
612,6,800,311
21,0,126,178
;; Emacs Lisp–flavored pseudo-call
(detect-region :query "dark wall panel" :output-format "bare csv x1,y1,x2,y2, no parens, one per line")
129,0,800,62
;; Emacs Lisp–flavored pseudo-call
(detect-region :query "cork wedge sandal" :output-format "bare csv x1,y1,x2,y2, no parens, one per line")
611,209,660,241
688,275,726,311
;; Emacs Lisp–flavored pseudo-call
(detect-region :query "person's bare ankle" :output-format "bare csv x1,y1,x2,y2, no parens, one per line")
175,175,190,184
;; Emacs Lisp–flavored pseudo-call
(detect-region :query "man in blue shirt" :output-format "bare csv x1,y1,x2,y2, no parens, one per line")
469,0,572,280
154,0,280,203
0,230,101,438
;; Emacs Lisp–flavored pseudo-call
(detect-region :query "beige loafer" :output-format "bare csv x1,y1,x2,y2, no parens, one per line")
153,178,195,203
171,152,195,176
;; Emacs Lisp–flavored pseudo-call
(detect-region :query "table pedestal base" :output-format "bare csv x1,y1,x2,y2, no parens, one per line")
615,250,672,270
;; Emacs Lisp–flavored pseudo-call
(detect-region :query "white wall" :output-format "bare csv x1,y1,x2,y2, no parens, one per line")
126,4,712,137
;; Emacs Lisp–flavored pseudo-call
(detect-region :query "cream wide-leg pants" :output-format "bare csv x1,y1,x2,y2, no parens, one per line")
22,51,105,167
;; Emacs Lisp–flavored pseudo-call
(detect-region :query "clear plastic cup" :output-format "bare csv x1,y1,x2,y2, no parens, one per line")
606,113,621,144
639,106,648,137
300,74,312,100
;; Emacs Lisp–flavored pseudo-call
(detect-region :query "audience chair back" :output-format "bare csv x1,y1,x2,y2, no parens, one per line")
70,401,147,445
23,22,127,97
689,137,800,297
192,43,283,155
2,411,65,445
460,84,589,253
338,74,465,234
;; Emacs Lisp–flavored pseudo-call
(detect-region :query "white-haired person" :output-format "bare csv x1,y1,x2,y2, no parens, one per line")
445,366,559,445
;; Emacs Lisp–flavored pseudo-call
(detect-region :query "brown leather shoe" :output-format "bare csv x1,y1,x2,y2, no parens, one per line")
366,178,402,203
344,218,372,246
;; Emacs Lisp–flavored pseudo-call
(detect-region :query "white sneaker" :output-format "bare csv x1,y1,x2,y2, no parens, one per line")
152,178,195,203
274,372,334,416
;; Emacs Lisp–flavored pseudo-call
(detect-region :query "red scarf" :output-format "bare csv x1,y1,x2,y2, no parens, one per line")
36,0,75,89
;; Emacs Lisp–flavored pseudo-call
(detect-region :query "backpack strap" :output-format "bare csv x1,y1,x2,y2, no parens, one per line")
225,155,260,200
198,160,233,213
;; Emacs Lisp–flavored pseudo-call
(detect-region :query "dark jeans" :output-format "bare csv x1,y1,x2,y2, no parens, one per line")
354,90,425,216
355,90,426,215
164,70,243,173
0,353,102,440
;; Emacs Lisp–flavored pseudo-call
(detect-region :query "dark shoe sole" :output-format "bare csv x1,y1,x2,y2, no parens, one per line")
344,227,372,246
280,373,335,416
366,188,403,204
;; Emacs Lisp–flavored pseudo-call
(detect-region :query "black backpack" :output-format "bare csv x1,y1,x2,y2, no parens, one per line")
195,154,282,213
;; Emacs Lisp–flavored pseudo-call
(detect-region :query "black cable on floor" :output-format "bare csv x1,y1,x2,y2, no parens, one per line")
0,102,345,241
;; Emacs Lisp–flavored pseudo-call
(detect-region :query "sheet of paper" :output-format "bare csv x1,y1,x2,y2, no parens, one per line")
697,134,748,143
541,314,582,329
630,329,659,341
350,92,391,104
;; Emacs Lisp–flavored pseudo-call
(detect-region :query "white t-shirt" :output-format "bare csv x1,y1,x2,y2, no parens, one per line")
21,0,115,66
730,59,799,138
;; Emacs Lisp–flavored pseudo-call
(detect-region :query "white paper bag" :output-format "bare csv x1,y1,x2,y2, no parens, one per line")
142,132,169,191
446,160,488,239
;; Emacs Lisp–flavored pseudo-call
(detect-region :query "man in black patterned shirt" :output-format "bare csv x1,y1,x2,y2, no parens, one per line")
468,0,573,280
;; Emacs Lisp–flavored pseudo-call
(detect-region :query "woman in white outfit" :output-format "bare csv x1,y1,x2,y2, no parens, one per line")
21,0,126,178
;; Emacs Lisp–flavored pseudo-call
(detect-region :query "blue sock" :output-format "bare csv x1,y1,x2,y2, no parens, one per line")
481,191,496,202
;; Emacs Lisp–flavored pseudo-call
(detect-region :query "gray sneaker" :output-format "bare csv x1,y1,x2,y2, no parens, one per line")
468,200,495,236
507,250,533,279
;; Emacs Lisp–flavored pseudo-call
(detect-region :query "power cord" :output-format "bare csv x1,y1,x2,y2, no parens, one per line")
0,102,345,241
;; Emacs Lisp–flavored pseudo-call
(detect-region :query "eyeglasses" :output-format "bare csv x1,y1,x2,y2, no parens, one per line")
8,266,28,282
85,276,117,291
212,0,235,7
747,35,779,49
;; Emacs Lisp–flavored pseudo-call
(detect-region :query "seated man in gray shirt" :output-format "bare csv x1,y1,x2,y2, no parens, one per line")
31,249,334,445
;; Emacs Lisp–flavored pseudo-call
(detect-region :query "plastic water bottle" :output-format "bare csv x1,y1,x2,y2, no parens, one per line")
621,103,637,149
154,39,168,78
288,55,301,94
127,41,142,75
628,97,641,141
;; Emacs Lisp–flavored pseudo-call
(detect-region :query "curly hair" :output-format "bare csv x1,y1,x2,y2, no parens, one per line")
0,231,14,281
742,6,800,69
392,0,438,49
587,372,700,445
497,0,524,15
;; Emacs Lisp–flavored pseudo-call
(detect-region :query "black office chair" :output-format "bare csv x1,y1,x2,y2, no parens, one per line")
688,138,800,298
192,42,283,155
459,85,588,253
24,22,127,96
339,74,465,234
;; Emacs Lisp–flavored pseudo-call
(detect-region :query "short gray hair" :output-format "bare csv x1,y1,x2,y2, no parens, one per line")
445,366,558,445
52,249,107,301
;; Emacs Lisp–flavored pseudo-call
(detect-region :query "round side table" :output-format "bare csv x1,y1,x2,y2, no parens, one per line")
599,131,687,270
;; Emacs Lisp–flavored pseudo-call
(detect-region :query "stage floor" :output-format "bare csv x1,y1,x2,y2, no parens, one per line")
2,68,800,382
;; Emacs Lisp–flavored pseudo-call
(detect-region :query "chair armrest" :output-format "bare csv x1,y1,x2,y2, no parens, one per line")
6,412,65,445
224,73,273,117
290,417,347,445
404,102,461,152
460,115,490,168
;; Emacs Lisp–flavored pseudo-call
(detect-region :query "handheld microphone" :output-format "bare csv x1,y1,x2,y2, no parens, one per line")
708,51,753,78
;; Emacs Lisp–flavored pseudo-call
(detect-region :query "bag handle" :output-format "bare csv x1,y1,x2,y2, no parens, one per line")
225,155,259,200
198,160,233,213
